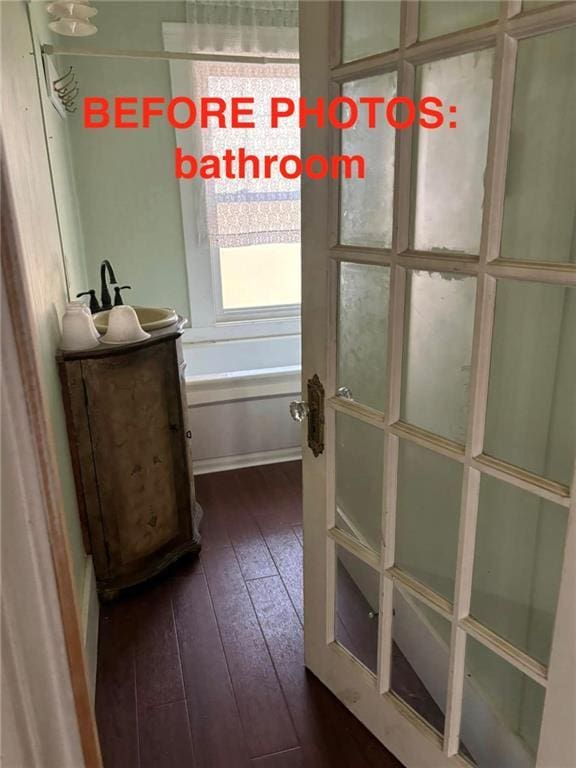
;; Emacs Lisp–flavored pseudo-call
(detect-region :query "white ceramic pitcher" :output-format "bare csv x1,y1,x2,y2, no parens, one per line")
60,301,100,351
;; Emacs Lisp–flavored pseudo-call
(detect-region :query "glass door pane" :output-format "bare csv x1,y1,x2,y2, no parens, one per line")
484,281,576,486
335,545,380,674
340,72,397,248
338,263,390,413
395,441,462,601
500,27,576,265
342,0,400,62
419,0,499,41
471,476,568,664
460,637,546,767
401,271,476,442
391,587,451,733
411,49,494,254
335,412,384,552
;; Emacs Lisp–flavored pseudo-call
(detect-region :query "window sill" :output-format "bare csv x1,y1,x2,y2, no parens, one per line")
182,315,301,344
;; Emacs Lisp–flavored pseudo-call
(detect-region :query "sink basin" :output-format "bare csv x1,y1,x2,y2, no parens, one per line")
94,306,178,333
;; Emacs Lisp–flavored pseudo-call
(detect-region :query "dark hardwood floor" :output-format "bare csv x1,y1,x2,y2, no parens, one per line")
96,462,404,768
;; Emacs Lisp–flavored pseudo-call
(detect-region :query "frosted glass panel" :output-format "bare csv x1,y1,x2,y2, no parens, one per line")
391,588,451,734
401,271,476,442
396,441,462,600
419,0,499,40
338,263,390,412
460,637,545,767
484,281,576,487
335,545,380,673
501,28,576,264
412,49,494,254
342,0,400,62
336,413,384,552
471,476,567,665
340,73,397,248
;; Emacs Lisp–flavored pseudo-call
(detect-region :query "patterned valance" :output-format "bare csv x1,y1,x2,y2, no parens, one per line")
186,0,298,29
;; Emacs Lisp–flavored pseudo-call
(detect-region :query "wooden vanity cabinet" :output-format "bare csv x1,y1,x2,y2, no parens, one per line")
58,318,201,600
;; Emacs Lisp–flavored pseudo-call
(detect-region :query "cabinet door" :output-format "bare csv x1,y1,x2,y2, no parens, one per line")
82,341,192,580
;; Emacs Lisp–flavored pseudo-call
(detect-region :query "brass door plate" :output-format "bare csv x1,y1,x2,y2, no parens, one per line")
307,374,325,457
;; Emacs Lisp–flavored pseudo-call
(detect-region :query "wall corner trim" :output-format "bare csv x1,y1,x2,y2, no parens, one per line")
80,558,99,705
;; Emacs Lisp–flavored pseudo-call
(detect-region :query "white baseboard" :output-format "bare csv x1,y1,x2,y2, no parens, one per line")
193,446,302,475
80,557,99,705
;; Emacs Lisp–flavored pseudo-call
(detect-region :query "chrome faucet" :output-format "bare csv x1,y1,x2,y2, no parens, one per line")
100,260,117,310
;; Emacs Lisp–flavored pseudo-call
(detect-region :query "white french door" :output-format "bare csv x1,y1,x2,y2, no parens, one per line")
299,2,576,767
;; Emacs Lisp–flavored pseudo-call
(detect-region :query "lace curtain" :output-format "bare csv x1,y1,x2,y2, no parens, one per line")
192,60,300,248
186,0,298,39
173,1,300,251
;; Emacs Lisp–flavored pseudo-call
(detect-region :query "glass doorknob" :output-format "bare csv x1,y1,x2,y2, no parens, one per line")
289,400,310,422
337,386,354,400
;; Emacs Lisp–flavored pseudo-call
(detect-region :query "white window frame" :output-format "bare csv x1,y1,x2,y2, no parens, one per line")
163,22,301,345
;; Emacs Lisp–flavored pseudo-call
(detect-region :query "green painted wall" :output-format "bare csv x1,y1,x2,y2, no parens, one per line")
65,52,190,315
31,1,190,315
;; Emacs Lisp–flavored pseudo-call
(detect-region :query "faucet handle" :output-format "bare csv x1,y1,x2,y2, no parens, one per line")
113,286,132,306
76,290,101,314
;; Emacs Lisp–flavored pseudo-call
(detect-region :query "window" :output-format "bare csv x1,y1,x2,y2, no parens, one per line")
199,60,301,319
163,20,301,355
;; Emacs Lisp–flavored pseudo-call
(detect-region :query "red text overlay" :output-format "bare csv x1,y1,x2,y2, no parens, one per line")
84,96,458,179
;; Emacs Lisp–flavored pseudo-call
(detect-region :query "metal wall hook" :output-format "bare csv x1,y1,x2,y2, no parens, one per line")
49,64,79,116
56,79,77,98
52,65,73,85
54,78,75,95
61,87,79,104
56,77,78,98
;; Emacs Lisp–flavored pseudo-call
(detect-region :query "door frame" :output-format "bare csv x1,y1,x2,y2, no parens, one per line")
1,174,102,768
1,2,102,763
300,2,576,766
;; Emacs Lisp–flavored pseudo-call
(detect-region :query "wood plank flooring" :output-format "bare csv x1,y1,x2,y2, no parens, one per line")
96,462,404,768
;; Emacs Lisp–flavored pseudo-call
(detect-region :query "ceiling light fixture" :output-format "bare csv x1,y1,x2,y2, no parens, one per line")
47,0,98,37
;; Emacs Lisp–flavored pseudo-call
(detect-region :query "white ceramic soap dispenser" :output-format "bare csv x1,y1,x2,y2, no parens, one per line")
60,301,100,351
